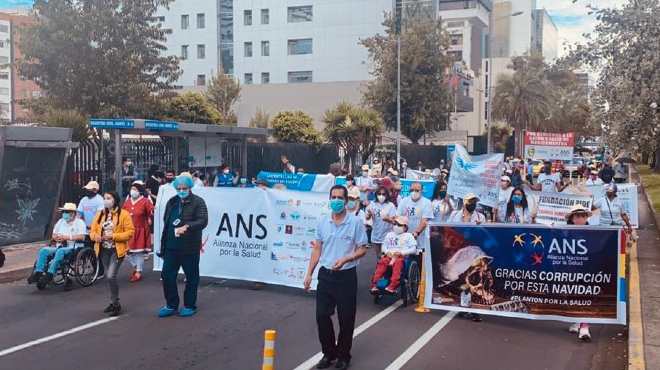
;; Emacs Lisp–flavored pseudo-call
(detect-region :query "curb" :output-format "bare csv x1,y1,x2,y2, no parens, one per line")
0,266,32,284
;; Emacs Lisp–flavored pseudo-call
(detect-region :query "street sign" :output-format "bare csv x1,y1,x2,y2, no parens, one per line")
90,119,134,129
145,120,178,131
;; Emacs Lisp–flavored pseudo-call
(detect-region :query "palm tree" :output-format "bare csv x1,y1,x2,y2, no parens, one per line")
492,56,551,156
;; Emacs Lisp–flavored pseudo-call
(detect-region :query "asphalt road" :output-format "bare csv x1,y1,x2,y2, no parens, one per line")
0,250,627,370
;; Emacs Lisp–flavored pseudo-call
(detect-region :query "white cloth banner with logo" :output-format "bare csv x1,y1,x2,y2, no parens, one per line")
153,186,331,289
530,192,594,226
447,144,504,207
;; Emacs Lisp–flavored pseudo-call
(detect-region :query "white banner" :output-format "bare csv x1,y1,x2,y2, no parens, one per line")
447,144,504,207
532,192,594,226
525,145,574,162
405,169,434,180
153,186,331,289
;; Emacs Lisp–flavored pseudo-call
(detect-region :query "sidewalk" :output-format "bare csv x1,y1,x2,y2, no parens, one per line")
0,241,44,284
632,167,660,370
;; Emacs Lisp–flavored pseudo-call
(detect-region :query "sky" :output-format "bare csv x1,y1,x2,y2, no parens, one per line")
0,0,32,9
538,0,626,57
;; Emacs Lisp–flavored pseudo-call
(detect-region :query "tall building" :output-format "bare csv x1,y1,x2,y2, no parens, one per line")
0,11,41,122
438,0,491,74
532,8,558,62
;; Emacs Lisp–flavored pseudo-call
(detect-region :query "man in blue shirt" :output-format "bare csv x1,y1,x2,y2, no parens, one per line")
304,185,369,370
213,164,239,187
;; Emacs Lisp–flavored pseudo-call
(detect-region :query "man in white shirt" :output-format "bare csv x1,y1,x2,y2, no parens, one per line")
592,183,632,231
527,161,566,193
355,164,376,203
28,203,87,289
585,170,604,186
304,185,369,370
396,182,434,242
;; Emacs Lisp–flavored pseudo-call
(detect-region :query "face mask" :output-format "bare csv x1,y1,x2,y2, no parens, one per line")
512,195,523,204
62,213,73,222
465,203,477,213
346,181,353,186
439,191,447,199
166,177,174,183
377,195,386,203
393,226,405,234
544,167,551,174
329,199,346,214
347,200,358,209
362,172,368,177
411,191,421,201
130,190,140,199
607,191,616,198
178,190,190,199
104,199,114,209
223,169,230,174
86,190,96,198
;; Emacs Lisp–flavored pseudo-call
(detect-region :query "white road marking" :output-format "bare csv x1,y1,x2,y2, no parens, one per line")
0,317,119,358
384,311,457,370
291,300,404,370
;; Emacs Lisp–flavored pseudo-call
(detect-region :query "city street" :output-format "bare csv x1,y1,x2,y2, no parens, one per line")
0,250,627,370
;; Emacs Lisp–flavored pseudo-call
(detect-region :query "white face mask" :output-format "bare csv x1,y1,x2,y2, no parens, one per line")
223,169,230,174
411,191,421,201
130,189,140,199
393,226,405,234
362,171,369,177
103,199,114,209
377,195,386,203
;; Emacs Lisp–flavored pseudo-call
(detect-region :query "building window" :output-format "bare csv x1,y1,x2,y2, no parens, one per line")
197,74,206,86
0,103,8,112
288,6,313,23
261,9,269,24
0,72,8,80
181,45,188,60
244,10,252,25
197,13,205,29
260,41,270,56
288,71,313,83
446,20,464,28
288,38,313,55
0,87,8,95
0,56,8,64
0,40,4,48
181,14,189,30
261,72,270,84
244,42,253,57
0,24,8,33
450,34,463,46
197,44,206,59
244,73,253,84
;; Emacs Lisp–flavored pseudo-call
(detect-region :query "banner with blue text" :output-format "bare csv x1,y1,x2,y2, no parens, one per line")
425,224,626,324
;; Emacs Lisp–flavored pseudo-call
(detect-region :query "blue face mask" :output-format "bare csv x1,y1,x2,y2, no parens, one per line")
62,213,73,222
512,195,523,204
439,191,447,199
347,200,358,209
329,199,346,214
178,190,190,199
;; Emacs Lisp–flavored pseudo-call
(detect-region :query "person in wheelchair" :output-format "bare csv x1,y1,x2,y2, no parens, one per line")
370,216,418,294
27,203,87,288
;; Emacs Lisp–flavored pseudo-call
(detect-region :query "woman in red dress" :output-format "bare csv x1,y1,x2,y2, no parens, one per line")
123,181,154,282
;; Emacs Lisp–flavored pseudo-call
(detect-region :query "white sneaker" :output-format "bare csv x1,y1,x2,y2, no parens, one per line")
569,323,580,334
578,325,591,341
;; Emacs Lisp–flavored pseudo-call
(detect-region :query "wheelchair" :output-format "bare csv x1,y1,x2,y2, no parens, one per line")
31,245,99,290
372,251,422,307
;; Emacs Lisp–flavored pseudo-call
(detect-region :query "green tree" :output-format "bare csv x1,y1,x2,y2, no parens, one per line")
206,72,241,124
40,108,90,142
271,111,322,145
564,0,660,169
361,12,452,144
19,0,180,117
162,92,222,125
323,102,384,169
249,107,270,128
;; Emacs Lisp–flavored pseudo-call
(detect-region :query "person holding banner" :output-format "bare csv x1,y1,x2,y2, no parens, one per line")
585,170,604,185
304,185,369,370
566,204,595,341
431,182,454,223
356,164,376,205
592,183,632,232
527,161,567,193
158,173,209,318
448,193,486,225
504,187,534,224
366,187,396,257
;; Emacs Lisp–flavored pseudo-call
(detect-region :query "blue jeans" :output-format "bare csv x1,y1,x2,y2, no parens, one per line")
161,251,200,309
35,246,74,275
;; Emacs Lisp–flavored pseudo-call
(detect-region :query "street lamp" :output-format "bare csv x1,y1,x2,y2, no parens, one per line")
486,10,524,154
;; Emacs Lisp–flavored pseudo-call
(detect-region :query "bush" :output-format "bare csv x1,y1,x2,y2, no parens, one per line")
41,108,90,142
271,110,322,145
249,107,270,128
162,92,222,125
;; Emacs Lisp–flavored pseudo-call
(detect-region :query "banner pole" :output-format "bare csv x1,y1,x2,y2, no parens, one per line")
415,253,430,313
262,329,277,370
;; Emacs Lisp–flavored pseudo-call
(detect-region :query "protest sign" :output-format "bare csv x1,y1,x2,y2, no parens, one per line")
335,177,436,200
532,192,593,226
405,169,434,180
447,144,503,207
257,171,336,192
154,186,331,289
425,224,626,324
524,132,575,161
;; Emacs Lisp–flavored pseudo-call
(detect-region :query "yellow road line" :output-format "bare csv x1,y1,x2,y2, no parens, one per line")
628,240,646,370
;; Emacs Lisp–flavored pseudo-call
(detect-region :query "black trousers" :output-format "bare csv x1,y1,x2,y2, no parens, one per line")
161,251,200,309
316,266,358,362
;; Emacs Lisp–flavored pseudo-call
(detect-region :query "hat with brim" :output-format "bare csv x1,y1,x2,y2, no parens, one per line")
464,193,479,202
83,181,100,190
347,186,361,199
394,215,409,226
501,175,511,183
565,204,592,220
59,203,78,212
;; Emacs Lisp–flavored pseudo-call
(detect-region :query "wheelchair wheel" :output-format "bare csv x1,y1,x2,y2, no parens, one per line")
406,259,420,304
74,248,98,287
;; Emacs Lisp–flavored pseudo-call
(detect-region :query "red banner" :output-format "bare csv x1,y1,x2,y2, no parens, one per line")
524,132,575,147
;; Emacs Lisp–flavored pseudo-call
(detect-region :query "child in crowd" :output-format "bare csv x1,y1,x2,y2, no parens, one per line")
370,216,418,294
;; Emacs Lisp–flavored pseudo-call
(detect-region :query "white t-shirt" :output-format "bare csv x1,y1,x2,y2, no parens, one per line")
52,218,87,248
497,186,514,222
537,173,561,193
77,195,105,228
367,201,396,243
593,196,626,226
381,232,418,256
355,176,375,201
447,210,486,224
397,196,433,234
585,178,604,186
504,207,533,224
